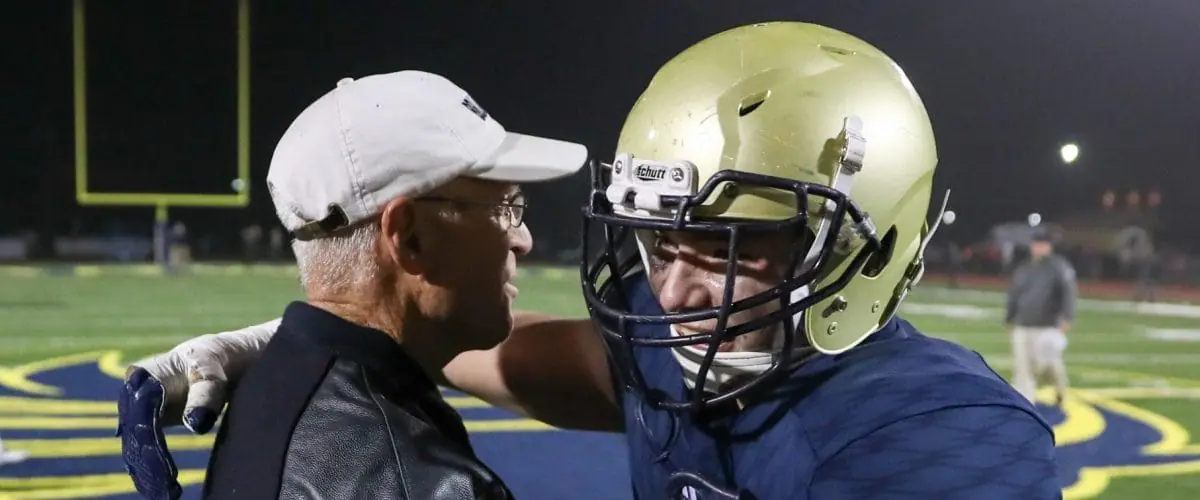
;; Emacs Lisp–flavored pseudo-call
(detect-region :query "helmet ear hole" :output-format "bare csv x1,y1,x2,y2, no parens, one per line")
738,90,771,117
861,226,897,278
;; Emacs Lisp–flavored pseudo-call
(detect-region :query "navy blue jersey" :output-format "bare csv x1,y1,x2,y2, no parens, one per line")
610,275,1060,499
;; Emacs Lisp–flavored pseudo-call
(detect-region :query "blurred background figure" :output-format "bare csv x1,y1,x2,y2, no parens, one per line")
239,224,262,262
1005,230,1078,407
1116,225,1159,303
268,226,285,261
167,221,190,267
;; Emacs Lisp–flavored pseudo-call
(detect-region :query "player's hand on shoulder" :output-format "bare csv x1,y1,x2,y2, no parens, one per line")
119,333,236,434
116,321,276,499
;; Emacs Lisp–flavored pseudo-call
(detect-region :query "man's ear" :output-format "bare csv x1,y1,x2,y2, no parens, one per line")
379,197,425,275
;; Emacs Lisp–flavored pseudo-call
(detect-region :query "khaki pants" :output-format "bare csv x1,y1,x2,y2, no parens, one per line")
1010,326,1069,403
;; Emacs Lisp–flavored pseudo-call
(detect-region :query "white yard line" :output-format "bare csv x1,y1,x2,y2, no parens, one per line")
935,329,1200,344
933,331,1144,340
917,287,1200,317
1079,387,1200,399
983,353,1200,367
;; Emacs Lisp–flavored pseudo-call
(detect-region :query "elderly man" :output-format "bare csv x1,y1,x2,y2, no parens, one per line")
1006,230,1078,407
118,70,587,500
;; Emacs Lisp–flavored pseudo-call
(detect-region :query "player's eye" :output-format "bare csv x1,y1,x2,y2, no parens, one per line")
711,248,758,262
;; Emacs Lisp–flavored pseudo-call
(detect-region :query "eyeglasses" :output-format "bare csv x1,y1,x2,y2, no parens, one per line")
417,195,527,229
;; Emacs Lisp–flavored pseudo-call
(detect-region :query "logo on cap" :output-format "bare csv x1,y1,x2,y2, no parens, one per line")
462,96,488,120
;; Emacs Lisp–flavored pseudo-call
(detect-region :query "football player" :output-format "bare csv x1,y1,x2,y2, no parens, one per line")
119,22,1059,499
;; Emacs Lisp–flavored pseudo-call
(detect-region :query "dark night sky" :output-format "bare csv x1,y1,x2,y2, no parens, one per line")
3,1,1198,251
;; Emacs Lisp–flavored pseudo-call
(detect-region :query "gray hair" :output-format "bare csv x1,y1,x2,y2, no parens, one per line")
286,200,468,293
292,222,381,293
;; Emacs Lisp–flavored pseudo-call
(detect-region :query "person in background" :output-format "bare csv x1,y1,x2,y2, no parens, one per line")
1006,229,1078,407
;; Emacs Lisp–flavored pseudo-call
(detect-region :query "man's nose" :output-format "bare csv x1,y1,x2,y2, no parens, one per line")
510,222,533,256
656,259,712,313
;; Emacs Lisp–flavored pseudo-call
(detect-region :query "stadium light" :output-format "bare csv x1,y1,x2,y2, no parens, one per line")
1060,143,1079,164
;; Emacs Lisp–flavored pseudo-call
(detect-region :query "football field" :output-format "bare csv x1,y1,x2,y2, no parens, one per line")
2,264,1200,499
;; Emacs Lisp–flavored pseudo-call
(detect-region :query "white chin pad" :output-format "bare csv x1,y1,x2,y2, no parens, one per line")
669,326,779,392
668,287,812,394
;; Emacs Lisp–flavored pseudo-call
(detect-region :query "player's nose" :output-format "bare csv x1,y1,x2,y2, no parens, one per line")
656,260,712,313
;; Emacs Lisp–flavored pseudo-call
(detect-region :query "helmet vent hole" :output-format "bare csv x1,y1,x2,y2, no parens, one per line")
819,45,855,57
738,90,770,117
861,225,897,278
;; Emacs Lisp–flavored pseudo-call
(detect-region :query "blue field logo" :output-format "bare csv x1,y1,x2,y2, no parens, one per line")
1,354,1199,499
1043,368,1200,498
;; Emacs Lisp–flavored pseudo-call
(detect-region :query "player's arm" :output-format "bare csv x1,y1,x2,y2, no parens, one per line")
808,405,1060,499
123,312,622,433
440,311,623,432
124,318,280,431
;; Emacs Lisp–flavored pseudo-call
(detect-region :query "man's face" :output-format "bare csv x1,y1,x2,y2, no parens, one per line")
402,177,531,351
644,229,799,352
1030,241,1052,260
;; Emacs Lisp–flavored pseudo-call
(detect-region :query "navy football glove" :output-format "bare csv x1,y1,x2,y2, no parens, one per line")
116,368,186,500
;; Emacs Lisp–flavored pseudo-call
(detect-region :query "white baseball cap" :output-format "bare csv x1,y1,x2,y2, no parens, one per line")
267,70,589,240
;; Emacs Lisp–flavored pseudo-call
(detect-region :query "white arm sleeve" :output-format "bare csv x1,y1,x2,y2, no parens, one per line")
130,318,281,428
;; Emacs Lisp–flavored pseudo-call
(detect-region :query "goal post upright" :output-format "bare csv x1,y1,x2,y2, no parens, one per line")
72,0,253,269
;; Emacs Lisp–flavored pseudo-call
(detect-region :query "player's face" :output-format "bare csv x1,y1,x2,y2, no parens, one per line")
644,229,798,352
408,178,531,351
